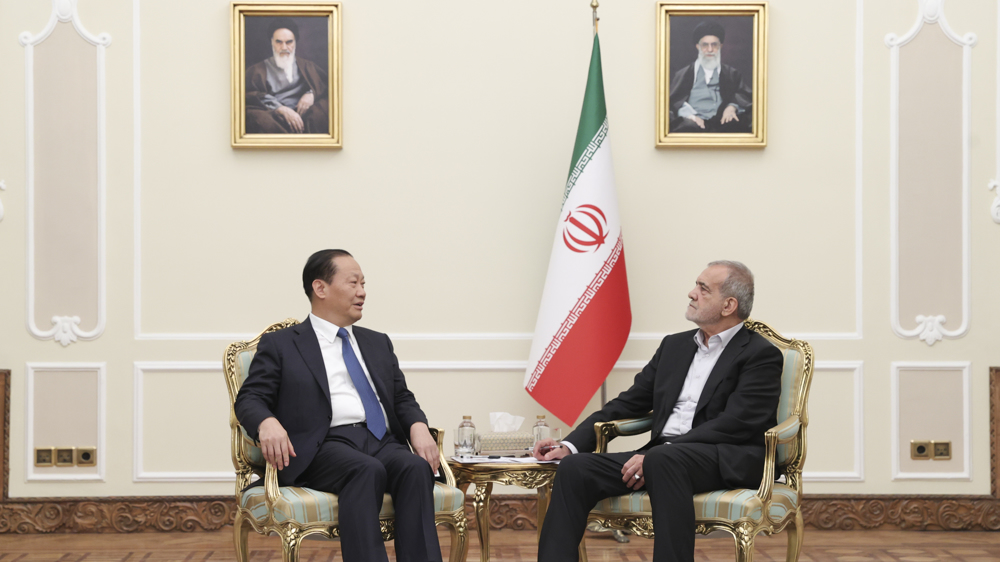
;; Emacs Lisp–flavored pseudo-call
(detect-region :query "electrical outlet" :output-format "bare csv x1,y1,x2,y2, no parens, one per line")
34,448,54,467
75,447,97,467
932,441,952,460
54,447,75,467
910,441,931,460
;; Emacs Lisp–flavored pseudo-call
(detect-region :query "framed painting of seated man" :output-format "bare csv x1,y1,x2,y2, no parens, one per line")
656,2,767,147
231,2,342,147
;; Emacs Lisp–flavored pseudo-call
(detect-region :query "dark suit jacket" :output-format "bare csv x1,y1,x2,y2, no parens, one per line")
234,318,429,486
564,326,783,488
669,63,753,120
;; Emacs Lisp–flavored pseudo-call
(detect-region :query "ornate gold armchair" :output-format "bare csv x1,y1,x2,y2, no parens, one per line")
222,319,469,562
582,319,814,562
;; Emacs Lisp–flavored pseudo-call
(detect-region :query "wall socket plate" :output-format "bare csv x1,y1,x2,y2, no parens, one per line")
932,441,952,460
910,440,932,460
54,447,75,467
75,447,97,467
34,447,54,467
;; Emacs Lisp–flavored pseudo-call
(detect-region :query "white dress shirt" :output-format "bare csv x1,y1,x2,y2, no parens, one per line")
661,322,743,437
309,313,389,428
562,323,743,455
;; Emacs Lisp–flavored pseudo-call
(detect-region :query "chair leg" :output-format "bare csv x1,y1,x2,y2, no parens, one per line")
447,511,470,562
578,536,589,562
233,511,251,562
733,521,755,562
280,524,303,562
786,511,804,562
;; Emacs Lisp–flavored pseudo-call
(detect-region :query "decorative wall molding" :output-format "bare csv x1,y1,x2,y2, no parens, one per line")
886,0,975,346
891,361,971,481
0,180,6,223
803,361,865,482
133,362,233,482
990,181,1000,223
25,363,106,482
21,0,109,347
132,0,864,343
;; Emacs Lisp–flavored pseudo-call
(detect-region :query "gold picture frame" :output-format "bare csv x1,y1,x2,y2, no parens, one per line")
231,2,342,147
655,2,768,147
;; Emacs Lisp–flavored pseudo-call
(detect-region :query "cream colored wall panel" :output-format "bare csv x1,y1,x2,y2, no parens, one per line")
26,363,105,481
803,362,864,481
887,2,975,346
133,363,233,481
20,0,109,346
892,363,970,480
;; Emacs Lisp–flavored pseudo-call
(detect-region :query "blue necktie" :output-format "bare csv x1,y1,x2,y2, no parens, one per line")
337,327,387,440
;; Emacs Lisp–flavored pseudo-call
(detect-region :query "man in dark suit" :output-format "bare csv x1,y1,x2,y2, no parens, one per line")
235,249,442,562
533,260,783,562
669,21,753,133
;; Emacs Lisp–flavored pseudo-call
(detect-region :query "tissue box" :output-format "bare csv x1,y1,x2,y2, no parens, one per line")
479,432,534,457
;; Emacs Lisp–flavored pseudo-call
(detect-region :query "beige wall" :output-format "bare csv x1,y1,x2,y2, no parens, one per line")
0,0,998,498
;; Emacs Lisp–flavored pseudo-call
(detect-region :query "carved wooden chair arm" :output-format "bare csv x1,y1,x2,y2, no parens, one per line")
593,414,653,453
427,427,457,487
756,416,801,502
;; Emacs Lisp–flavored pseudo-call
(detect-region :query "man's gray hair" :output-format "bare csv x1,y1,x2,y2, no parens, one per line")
708,260,754,320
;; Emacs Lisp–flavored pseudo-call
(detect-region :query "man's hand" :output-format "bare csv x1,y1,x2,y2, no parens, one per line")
258,417,296,470
721,105,740,124
275,106,305,133
621,454,645,490
296,92,315,115
532,438,570,461
685,115,706,129
410,422,441,474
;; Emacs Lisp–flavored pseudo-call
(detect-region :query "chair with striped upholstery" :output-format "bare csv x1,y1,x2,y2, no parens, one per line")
223,319,469,562
582,319,814,562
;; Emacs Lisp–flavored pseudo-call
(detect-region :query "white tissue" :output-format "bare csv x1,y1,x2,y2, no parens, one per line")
489,412,525,432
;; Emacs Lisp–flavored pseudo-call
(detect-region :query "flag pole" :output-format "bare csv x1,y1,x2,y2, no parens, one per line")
591,0,609,407
591,0,599,36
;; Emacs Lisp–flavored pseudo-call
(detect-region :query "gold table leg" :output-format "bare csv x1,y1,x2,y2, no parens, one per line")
536,482,552,541
473,482,493,562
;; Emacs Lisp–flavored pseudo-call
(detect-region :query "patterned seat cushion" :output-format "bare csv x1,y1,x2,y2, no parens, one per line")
241,481,465,524
591,484,798,523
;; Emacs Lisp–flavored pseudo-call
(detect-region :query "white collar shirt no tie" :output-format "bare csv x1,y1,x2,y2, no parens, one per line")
309,313,389,428
661,322,743,438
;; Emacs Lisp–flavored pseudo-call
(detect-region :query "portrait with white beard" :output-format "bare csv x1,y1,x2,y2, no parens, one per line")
233,5,342,147
656,4,768,146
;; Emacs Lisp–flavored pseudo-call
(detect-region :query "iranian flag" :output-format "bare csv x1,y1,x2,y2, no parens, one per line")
524,34,631,426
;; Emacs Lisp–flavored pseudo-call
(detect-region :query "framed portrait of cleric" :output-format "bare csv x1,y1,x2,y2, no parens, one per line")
231,2,341,147
656,2,768,147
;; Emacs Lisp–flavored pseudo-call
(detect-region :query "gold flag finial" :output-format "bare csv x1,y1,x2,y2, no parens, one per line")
591,0,599,34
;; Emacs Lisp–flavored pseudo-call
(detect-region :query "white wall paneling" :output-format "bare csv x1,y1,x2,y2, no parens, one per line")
20,0,109,347
0,179,6,223
25,362,106,482
992,0,1000,224
886,0,975,346
132,0,865,343
132,361,234,482
891,361,971,480
803,361,865,482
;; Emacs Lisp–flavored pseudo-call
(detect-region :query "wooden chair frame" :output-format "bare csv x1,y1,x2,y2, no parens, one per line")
223,319,469,562
582,319,814,562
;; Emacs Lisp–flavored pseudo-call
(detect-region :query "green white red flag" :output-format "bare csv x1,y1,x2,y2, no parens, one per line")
524,34,631,425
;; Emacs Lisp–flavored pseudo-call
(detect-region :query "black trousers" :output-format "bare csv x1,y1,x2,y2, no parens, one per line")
537,443,726,562
299,425,442,562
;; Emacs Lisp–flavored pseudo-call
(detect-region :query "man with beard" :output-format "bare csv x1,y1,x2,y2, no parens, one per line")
532,261,783,562
245,18,329,134
669,21,753,133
